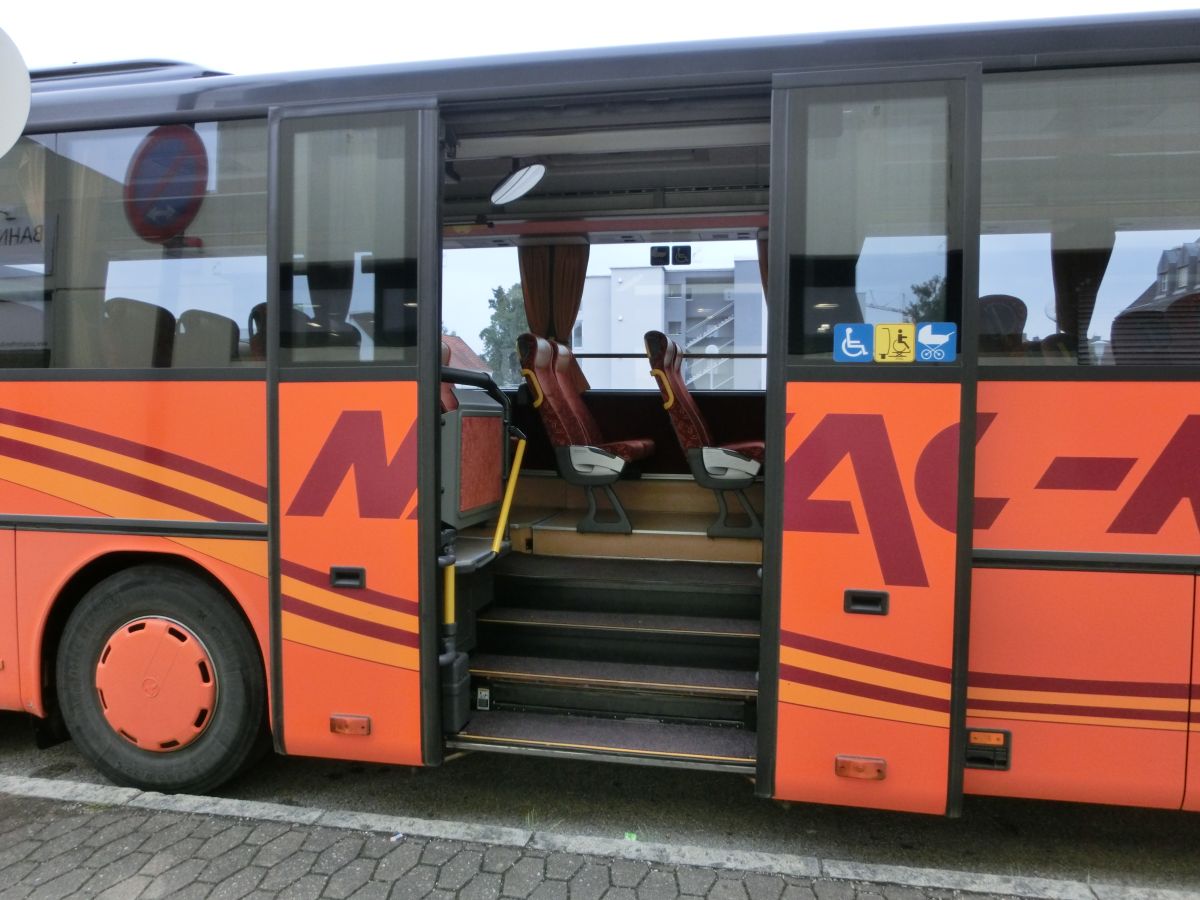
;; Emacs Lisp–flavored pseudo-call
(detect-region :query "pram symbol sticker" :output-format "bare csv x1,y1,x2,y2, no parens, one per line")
833,324,874,362
916,322,957,362
875,323,915,363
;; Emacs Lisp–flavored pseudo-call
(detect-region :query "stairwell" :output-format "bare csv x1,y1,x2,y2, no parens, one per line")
448,554,761,771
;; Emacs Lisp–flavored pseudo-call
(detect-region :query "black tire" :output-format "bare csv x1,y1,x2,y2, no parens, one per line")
56,564,268,793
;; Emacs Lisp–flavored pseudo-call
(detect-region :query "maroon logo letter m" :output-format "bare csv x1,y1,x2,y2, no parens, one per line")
287,410,417,518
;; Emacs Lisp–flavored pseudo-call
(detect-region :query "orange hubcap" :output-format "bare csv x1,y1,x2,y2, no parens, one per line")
94,617,217,752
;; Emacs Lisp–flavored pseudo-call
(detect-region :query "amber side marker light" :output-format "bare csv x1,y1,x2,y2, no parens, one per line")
834,755,887,780
965,729,1012,770
330,715,371,736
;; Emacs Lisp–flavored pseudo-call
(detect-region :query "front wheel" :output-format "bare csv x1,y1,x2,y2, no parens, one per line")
57,564,268,793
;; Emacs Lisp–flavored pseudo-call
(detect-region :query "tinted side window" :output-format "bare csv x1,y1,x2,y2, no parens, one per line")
279,110,421,366
0,121,268,370
783,83,958,360
980,65,1200,365
0,137,50,367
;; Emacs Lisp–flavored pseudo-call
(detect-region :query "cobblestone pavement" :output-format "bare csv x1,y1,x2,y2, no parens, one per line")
0,791,1039,900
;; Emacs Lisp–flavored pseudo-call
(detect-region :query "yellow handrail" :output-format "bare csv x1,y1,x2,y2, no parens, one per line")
651,368,675,410
492,436,527,554
520,369,544,408
443,564,456,626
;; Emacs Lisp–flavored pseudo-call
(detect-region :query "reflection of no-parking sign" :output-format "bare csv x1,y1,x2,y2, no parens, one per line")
123,125,208,243
916,322,958,362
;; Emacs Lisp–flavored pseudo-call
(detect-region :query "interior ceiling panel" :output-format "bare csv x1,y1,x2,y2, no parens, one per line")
441,94,771,239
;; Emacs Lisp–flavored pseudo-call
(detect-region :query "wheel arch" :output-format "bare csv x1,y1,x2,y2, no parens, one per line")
37,551,267,727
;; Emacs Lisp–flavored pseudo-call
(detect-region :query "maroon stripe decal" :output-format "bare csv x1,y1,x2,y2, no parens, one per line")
0,435,257,523
0,407,267,502
968,697,1188,724
1035,456,1136,491
280,559,419,616
780,662,950,714
781,630,951,683
281,595,419,649
970,670,1189,700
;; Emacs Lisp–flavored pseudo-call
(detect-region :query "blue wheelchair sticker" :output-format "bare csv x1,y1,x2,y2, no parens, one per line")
916,322,957,362
833,323,874,363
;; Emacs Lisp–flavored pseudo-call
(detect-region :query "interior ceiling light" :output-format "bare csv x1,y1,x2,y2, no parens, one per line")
490,162,546,206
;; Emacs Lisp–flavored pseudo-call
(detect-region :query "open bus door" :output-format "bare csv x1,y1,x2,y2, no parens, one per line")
763,66,981,814
267,101,442,766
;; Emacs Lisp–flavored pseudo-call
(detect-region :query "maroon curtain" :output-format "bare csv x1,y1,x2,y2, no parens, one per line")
518,245,553,337
550,244,589,345
518,243,591,391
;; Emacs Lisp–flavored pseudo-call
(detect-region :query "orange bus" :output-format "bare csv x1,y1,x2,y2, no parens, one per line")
1,12,1199,816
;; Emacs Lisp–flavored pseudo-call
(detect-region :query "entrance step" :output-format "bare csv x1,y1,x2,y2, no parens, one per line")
493,554,760,619
469,653,757,698
513,509,761,564
448,709,756,772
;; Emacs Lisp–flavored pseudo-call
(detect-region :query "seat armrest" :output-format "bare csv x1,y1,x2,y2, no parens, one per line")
555,444,626,486
569,445,626,476
700,447,761,480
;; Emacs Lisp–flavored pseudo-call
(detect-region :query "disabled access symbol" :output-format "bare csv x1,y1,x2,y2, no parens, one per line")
833,323,874,362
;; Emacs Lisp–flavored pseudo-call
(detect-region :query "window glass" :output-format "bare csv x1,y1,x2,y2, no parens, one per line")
440,239,767,390
0,137,50,367
980,65,1200,365
280,110,420,365
786,84,956,358
0,121,268,369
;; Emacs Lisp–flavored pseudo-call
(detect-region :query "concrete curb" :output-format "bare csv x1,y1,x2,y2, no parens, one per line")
0,774,1188,900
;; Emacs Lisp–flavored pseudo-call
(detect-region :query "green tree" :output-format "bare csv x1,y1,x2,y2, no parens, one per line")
479,282,527,386
904,275,946,323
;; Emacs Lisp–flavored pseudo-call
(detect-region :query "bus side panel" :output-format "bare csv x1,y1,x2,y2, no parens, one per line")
974,382,1200,557
0,530,18,711
0,382,267,525
277,381,422,766
776,382,960,814
15,531,270,718
964,569,1190,809
1186,576,1200,813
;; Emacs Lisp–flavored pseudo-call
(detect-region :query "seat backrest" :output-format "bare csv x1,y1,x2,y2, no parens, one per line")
104,297,176,368
645,330,712,452
518,333,588,447
550,341,607,446
175,309,239,367
978,294,1028,354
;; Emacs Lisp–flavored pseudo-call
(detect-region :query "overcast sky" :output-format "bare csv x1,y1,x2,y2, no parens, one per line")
4,1,1199,75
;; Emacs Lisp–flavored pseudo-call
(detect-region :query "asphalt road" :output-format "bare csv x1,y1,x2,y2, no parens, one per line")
2,711,1198,893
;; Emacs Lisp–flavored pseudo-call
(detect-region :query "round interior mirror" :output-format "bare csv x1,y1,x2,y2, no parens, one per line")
490,163,546,206
0,28,31,160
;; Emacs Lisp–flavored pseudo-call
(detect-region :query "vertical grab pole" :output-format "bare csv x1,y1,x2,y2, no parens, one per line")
492,435,527,554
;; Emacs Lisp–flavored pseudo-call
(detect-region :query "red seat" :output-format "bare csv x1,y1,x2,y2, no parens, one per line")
518,333,653,533
645,330,762,538
550,340,654,462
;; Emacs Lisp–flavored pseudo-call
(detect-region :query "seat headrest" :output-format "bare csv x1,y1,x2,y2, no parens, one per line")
644,330,669,366
517,332,553,368
551,341,575,374
440,340,451,365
